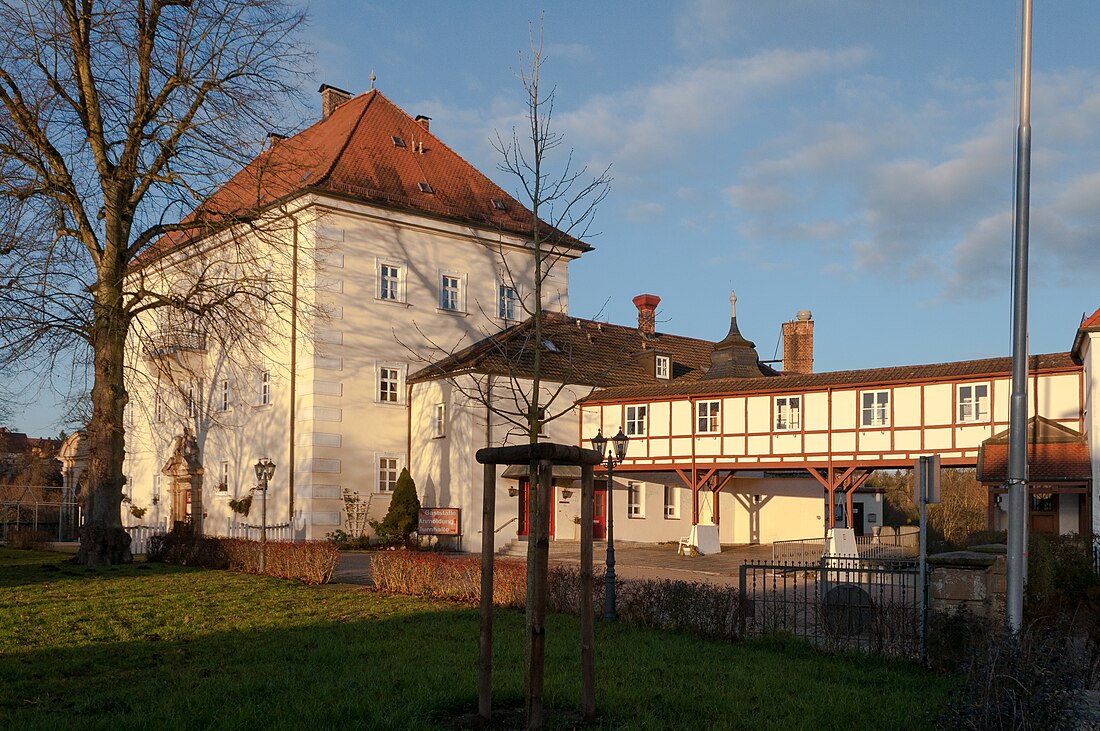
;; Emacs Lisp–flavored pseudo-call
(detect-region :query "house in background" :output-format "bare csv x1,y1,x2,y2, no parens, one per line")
123,86,587,540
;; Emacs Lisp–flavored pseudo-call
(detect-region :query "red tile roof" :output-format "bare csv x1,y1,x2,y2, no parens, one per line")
977,417,1091,483
138,90,587,263
583,352,1079,403
1071,307,1100,364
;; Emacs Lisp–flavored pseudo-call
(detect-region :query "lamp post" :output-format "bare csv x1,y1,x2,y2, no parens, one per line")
254,458,276,573
590,427,629,621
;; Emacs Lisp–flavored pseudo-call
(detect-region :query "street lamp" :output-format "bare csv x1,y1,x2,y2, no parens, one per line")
590,426,629,621
254,458,276,572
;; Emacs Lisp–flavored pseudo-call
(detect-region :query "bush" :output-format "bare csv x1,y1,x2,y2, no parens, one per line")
147,533,338,585
941,629,1089,730
326,529,375,550
369,552,526,607
5,528,51,550
370,468,419,546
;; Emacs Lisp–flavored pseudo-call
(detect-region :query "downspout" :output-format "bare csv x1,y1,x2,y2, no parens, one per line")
289,216,299,520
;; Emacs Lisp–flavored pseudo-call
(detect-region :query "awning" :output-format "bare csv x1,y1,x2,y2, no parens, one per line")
977,416,1092,484
500,464,584,482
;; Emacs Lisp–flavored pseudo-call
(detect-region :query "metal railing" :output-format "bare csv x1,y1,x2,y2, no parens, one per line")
0,487,81,542
739,556,923,659
771,526,920,562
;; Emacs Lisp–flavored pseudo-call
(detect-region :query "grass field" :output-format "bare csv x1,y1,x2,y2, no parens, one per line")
0,549,955,730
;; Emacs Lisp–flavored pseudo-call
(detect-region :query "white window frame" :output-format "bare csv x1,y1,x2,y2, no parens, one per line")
219,379,231,412
377,363,405,405
258,370,271,407
438,272,466,313
664,485,680,519
376,454,402,493
860,390,889,428
497,280,519,321
655,355,671,380
627,481,644,518
188,379,203,418
377,259,407,303
958,383,990,423
625,405,647,436
433,402,446,438
220,461,229,490
696,400,720,434
775,395,801,431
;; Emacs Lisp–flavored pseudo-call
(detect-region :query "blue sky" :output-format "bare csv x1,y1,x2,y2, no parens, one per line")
11,0,1100,435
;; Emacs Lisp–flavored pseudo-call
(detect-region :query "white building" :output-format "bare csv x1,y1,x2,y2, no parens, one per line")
122,86,587,540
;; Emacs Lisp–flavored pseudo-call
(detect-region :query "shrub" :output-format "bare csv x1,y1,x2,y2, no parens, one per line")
326,529,374,550
147,533,337,585
368,552,526,607
5,528,51,550
941,629,1088,730
370,468,420,546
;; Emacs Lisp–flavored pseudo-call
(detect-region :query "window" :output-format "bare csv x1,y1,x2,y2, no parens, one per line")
418,182,433,194
498,283,518,320
433,403,446,438
861,390,889,427
536,407,547,437
377,456,400,492
439,274,463,312
697,400,720,433
491,198,507,211
219,379,231,411
219,461,229,490
154,389,164,422
655,355,671,380
259,371,271,406
187,380,202,418
664,486,680,519
627,481,644,518
625,405,647,436
378,365,403,404
958,383,990,422
391,135,406,148
378,261,404,302
775,396,801,431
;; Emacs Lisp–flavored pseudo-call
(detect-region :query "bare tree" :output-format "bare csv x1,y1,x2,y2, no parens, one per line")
0,0,308,564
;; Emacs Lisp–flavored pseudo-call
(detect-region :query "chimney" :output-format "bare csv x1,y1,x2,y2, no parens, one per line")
632,294,660,336
318,84,352,120
267,132,286,149
782,310,814,375
414,114,431,131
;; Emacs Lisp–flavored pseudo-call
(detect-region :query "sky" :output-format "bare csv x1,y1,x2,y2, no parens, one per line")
10,0,1100,436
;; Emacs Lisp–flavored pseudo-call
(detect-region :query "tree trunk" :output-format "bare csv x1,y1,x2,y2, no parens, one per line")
76,271,132,565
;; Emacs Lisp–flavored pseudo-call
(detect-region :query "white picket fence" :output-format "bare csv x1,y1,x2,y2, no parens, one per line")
125,521,168,556
227,522,295,541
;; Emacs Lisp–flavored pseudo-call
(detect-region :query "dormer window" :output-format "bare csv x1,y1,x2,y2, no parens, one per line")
655,355,671,380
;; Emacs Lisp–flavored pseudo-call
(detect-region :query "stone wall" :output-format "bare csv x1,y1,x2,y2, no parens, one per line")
928,544,1007,621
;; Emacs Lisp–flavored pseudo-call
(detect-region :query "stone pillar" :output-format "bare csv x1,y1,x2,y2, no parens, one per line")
928,544,1007,621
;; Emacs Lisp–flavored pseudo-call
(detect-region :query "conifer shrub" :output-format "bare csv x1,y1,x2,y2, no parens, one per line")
371,468,420,546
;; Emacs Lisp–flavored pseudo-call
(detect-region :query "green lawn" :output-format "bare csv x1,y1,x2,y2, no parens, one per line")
0,549,954,730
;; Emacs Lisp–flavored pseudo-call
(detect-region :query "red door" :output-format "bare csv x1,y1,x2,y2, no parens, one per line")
517,479,556,538
593,487,607,540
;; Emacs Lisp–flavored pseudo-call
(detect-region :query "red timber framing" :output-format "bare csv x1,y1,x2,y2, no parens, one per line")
807,466,874,529
672,466,738,524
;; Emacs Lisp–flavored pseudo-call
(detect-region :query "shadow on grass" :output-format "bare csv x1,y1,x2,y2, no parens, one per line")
0,553,953,731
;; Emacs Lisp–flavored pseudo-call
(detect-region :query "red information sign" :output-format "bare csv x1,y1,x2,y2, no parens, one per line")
419,507,461,536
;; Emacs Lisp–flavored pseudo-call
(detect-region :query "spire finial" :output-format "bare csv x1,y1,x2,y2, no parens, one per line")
370,69,376,90
730,290,737,318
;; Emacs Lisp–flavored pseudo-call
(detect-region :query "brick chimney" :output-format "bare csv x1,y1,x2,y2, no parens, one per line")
414,114,431,131
782,310,814,375
632,294,660,336
318,84,352,120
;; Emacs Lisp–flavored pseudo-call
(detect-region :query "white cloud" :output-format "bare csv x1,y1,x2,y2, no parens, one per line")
557,47,870,170
546,42,592,62
626,202,666,221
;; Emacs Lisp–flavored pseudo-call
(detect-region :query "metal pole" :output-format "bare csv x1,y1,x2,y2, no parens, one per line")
603,453,617,621
260,478,268,574
918,456,929,661
1006,0,1033,634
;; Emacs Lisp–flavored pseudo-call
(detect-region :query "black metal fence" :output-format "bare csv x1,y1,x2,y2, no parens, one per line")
739,557,924,659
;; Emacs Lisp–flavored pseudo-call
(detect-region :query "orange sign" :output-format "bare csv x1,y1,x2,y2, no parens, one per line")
419,507,460,536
